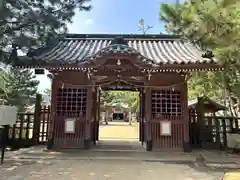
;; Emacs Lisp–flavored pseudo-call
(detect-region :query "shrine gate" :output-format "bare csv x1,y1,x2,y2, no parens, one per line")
16,34,222,151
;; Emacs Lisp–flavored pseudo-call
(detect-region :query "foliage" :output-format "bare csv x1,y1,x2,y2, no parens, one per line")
160,0,240,115
0,0,92,110
101,91,140,114
0,0,92,62
0,68,39,111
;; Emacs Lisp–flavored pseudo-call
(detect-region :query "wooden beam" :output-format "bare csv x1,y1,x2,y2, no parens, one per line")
93,69,145,77
94,76,145,84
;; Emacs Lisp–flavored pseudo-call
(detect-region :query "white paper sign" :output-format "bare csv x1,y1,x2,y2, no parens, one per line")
65,118,75,133
160,121,171,136
0,105,18,125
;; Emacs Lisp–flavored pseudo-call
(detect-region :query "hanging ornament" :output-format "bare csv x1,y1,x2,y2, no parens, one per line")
117,59,121,66
147,71,152,81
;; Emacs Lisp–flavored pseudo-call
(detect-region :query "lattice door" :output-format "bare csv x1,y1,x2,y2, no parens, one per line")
56,88,87,117
151,89,182,118
151,89,184,150
53,88,87,148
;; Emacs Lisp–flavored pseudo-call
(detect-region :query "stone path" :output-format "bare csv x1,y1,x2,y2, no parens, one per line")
0,159,224,180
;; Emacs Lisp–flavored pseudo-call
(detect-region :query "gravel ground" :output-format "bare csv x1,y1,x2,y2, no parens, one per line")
0,159,224,180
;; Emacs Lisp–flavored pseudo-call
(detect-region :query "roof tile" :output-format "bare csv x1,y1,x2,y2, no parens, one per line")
25,34,217,65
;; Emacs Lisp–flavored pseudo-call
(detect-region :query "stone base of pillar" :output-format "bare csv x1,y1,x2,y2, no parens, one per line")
183,141,191,152
84,139,91,149
47,138,53,150
146,140,152,151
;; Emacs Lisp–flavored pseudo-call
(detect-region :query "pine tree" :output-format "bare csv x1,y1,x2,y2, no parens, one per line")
0,0,92,110
160,0,240,114
1,68,39,111
0,0,92,63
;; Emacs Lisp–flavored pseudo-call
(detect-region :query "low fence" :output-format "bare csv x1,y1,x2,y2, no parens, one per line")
8,112,35,148
190,112,240,149
0,105,50,149
38,106,51,144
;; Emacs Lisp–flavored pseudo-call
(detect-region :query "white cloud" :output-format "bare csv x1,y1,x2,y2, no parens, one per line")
84,18,94,25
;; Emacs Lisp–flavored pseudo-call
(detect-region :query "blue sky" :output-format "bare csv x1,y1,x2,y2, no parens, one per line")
68,0,168,34
37,0,179,92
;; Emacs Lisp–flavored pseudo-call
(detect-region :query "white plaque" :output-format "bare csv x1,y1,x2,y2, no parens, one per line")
160,121,171,136
0,105,18,125
65,118,75,133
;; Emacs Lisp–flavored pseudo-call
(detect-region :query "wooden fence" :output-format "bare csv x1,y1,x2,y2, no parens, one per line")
0,93,51,150
189,111,240,150
38,106,51,144
3,105,51,149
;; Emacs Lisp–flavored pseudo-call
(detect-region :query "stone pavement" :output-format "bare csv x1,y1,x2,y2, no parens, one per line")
200,150,240,164
3,145,240,170
1,121,239,179
198,150,240,169
1,145,240,180
3,145,196,162
0,158,224,180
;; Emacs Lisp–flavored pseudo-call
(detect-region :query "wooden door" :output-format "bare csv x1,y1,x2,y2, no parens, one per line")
53,87,87,149
151,89,184,150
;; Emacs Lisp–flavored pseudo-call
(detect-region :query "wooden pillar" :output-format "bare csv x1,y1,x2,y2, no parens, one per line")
145,87,152,151
139,89,142,142
196,97,205,148
139,88,145,143
91,88,97,144
47,74,56,149
96,88,100,141
182,82,191,152
85,85,93,149
33,93,42,145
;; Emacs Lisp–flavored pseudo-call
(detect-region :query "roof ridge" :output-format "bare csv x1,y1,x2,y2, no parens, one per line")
61,33,181,40
21,33,218,67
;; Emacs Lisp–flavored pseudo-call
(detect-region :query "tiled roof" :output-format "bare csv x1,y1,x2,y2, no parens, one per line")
24,34,217,65
188,97,227,111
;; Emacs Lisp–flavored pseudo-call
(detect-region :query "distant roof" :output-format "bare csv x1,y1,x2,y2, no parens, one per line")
19,34,217,66
104,102,129,109
188,97,227,112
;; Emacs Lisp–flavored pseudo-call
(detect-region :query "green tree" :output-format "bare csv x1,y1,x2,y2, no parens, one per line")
101,91,140,114
0,68,39,111
0,0,92,110
160,0,240,115
0,0,92,62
